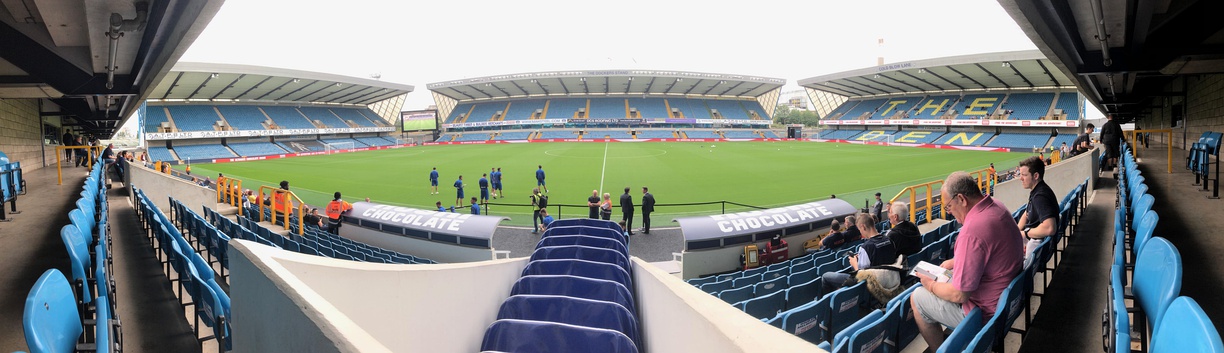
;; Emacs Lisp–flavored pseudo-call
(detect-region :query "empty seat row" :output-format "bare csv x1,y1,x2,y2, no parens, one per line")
0,151,26,221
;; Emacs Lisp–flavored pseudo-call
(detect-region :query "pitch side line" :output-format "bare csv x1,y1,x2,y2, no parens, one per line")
599,141,610,192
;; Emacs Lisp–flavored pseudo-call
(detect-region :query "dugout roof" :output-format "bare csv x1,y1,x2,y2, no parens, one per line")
427,70,785,102
0,0,224,136
798,50,1078,98
148,62,415,107
1000,0,1224,122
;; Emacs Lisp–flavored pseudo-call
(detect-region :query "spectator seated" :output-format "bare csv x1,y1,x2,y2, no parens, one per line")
985,133,1052,149
173,144,236,160
215,106,271,130
226,142,288,157
1001,93,1055,120
261,106,317,129
167,106,222,131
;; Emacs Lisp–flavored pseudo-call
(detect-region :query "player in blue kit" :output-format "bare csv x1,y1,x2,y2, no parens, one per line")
453,175,464,207
536,165,548,193
494,167,504,198
479,173,490,204
429,167,439,194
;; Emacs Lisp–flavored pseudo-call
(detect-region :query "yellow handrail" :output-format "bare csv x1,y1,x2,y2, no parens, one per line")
257,185,306,236
54,145,106,185
216,177,243,216
889,167,995,223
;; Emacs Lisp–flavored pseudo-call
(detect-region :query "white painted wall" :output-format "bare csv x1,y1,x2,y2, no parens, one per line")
228,240,527,353
340,224,494,263
127,162,216,213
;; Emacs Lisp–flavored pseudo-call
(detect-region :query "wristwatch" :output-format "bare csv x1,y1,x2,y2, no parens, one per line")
1023,228,1030,239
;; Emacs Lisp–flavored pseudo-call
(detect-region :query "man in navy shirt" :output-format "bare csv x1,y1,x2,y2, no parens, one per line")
429,167,439,194
494,167,504,198
489,167,499,199
479,173,490,204
453,175,464,208
470,197,481,215
1016,156,1059,265
536,165,548,193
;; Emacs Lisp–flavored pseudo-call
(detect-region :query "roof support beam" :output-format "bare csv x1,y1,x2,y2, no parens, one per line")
210,74,246,100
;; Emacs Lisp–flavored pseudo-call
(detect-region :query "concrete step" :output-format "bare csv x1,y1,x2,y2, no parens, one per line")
256,221,290,237
216,203,238,216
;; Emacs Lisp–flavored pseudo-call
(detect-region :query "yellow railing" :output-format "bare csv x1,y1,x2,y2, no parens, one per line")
1124,129,1174,173
217,177,243,217
889,167,995,223
257,185,306,236
54,145,106,185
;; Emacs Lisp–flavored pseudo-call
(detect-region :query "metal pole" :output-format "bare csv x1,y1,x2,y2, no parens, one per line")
56,147,63,185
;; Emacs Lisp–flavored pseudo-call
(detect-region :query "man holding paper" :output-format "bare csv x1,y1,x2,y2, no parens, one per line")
911,172,1024,352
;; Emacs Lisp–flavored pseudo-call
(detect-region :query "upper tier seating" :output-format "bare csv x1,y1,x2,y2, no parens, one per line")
215,106,269,130
985,133,1052,149
819,130,865,140
956,94,1005,119
540,130,577,139
546,99,586,120
173,144,236,160
1002,93,1055,120
299,107,350,128
331,108,378,127
503,99,548,121
277,140,326,153
145,106,171,133
226,142,287,157
147,146,175,162
909,95,962,118
675,99,711,119
167,106,221,131
825,100,861,120
686,130,721,139
448,103,473,122
636,130,674,139
261,106,317,129
839,99,887,120
1053,93,1080,117
627,98,669,119
589,98,626,119
871,96,925,119
706,100,750,119
742,101,770,119
1049,133,1078,150
723,130,759,139
466,102,506,123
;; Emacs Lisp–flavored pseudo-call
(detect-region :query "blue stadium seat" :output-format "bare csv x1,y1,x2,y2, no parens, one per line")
754,275,789,297
166,105,221,131
700,279,733,294
536,235,628,258
480,319,638,353
23,269,83,353
521,259,632,291
1133,237,1183,333
1000,93,1054,120
938,307,984,353
718,286,754,305
828,309,886,353
827,281,868,340
778,294,833,344
686,275,720,287
741,290,788,320
529,246,629,272
1150,297,1224,353
226,142,288,157
785,277,822,311
215,105,270,130
888,284,922,348
510,275,635,311
732,273,763,289
496,294,639,346
789,266,820,287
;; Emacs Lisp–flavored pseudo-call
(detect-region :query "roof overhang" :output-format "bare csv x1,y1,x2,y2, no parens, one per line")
799,50,1078,98
428,69,784,102
147,62,414,107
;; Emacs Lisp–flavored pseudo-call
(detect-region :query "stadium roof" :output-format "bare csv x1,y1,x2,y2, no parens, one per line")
798,50,1078,98
0,0,224,136
1000,0,1224,121
427,69,785,102
148,62,414,106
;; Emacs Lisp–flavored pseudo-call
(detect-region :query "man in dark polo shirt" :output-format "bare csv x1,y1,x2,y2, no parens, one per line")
1015,156,1059,265
587,189,601,219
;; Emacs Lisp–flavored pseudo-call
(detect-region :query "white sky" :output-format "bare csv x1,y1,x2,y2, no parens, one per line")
178,0,1057,112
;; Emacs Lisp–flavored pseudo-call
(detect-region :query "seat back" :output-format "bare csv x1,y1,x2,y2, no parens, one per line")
938,307,984,353
529,246,629,271
785,277,822,310
522,259,632,290
846,309,894,353
1150,296,1224,353
23,269,83,353
827,281,868,339
537,235,628,257
788,267,820,293
59,225,92,301
510,275,634,311
496,294,639,346
754,275,789,297
1132,210,1158,257
1133,237,1183,331
779,295,832,344
480,319,638,353
718,285,754,304
732,273,763,289
741,290,787,320
830,309,884,352
964,311,1003,353
700,279,733,294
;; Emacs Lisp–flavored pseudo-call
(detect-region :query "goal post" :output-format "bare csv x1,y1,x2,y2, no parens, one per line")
323,141,355,154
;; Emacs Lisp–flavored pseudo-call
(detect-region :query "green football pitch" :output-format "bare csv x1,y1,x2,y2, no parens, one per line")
183,142,1030,227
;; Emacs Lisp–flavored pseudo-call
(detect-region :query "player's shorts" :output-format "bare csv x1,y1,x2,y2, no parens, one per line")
457,190,464,199
431,179,438,186
492,182,501,190
481,189,489,200
537,179,546,186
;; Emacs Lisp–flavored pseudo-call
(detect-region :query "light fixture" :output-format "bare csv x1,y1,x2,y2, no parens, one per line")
874,74,880,78
1001,62,1011,67
210,73,219,79
292,78,300,83
335,83,341,87
918,69,925,74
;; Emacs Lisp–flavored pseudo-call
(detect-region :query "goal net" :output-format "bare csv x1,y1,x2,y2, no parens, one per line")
323,141,355,154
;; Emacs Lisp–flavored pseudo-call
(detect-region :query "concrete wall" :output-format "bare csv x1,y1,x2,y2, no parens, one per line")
127,162,216,213
340,224,494,263
633,257,826,353
1136,74,1224,150
680,228,829,279
991,147,1099,211
229,239,527,353
0,98,49,171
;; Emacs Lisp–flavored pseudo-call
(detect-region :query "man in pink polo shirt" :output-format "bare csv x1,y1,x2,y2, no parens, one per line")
911,171,1024,351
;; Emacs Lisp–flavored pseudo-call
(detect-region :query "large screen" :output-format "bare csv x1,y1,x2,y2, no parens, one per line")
401,110,438,131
